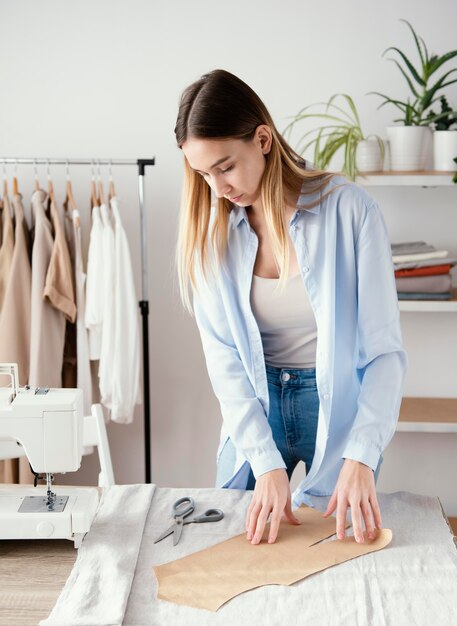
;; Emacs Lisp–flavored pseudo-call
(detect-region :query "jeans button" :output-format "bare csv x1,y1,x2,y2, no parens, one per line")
282,372,291,382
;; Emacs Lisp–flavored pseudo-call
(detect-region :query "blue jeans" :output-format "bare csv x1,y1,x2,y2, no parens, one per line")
216,365,320,489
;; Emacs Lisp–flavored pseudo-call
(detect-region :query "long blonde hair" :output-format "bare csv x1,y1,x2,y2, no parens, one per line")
175,69,336,312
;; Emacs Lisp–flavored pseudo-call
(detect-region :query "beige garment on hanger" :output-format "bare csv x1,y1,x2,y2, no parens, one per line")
0,193,31,384
0,195,14,311
43,198,76,323
0,196,14,481
0,194,32,484
29,189,66,388
61,197,77,388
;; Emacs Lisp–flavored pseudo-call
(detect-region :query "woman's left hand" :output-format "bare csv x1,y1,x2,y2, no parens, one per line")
322,458,382,543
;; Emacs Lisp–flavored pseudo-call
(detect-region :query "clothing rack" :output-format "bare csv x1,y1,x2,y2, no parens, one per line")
1,156,156,484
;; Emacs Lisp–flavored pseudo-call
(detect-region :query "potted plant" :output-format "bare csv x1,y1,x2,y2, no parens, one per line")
284,93,385,181
426,96,457,170
370,19,457,171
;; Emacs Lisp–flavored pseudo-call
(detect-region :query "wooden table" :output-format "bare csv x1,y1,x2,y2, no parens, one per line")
0,539,76,625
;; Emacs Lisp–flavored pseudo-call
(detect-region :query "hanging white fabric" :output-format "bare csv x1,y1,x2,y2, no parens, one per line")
109,196,141,423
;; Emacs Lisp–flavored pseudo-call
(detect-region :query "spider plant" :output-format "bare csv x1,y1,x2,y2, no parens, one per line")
370,19,457,126
284,93,384,180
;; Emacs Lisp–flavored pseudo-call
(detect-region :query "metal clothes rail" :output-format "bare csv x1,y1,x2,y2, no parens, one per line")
1,156,156,483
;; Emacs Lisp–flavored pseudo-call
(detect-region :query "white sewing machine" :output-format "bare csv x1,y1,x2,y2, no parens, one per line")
0,364,99,548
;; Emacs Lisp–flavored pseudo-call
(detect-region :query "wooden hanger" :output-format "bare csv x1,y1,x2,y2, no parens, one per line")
97,160,105,206
65,161,77,211
90,161,98,208
33,159,40,191
64,161,79,228
47,160,56,204
108,160,116,201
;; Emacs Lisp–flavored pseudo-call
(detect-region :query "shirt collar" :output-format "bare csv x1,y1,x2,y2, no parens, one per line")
229,184,322,230
229,205,249,229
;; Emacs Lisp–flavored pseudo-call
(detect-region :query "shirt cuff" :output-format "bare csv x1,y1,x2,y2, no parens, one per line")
342,439,381,472
249,449,286,478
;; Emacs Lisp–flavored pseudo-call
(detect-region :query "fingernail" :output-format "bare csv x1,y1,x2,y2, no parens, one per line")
338,533,344,540
247,533,251,541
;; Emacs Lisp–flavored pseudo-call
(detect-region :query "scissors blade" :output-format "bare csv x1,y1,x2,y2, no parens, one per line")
153,523,176,544
173,520,184,546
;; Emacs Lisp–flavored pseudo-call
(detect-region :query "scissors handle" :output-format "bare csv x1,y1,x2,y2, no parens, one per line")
190,508,224,523
173,496,195,519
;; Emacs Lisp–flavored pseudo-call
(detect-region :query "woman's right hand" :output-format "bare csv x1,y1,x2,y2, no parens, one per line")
245,468,301,544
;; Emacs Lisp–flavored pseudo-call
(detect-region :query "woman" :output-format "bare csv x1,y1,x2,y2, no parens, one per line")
174,69,407,547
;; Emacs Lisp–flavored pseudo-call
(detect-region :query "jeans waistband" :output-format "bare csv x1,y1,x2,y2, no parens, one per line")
265,363,316,385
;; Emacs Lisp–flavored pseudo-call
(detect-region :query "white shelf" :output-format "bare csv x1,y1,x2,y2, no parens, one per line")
399,290,457,312
396,421,457,433
356,171,456,187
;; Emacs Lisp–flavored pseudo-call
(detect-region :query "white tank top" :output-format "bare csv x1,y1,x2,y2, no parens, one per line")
250,273,317,368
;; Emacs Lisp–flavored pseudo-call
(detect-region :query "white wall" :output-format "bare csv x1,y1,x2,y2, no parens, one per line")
1,1,456,512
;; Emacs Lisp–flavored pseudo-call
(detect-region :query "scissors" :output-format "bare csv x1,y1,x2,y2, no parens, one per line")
154,496,224,546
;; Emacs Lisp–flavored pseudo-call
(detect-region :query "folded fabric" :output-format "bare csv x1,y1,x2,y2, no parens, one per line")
154,505,392,612
392,250,449,263
39,484,156,626
394,257,457,271
395,264,453,278
397,292,453,300
395,274,452,294
391,241,437,255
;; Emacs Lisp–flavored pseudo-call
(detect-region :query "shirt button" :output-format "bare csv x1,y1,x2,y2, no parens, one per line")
323,393,330,400
302,266,309,273
282,372,291,382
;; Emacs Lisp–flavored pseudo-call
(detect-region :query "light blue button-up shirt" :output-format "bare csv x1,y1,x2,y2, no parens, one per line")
193,176,407,506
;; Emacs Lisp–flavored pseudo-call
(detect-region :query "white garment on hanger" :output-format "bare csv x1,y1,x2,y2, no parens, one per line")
98,203,116,409
85,205,104,359
73,209,92,415
109,196,141,423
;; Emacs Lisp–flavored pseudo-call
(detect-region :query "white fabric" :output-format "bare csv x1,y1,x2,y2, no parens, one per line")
250,273,317,368
43,489,457,626
72,209,92,415
98,203,115,408
109,196,141,423
391,250,449,263
85,205,104,360
40,484,155,626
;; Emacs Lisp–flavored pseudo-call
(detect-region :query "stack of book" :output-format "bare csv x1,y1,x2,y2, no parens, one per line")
392,241,456,300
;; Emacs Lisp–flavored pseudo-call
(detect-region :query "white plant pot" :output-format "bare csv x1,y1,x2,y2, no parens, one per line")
356,139,384,172
387,125,433,171
433,130,457,171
